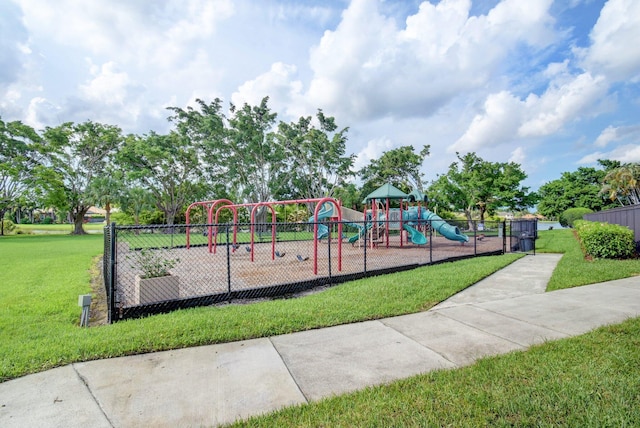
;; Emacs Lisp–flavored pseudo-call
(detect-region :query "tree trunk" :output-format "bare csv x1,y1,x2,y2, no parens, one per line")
71,206,89,235
464,208,473,231
105,201,111,225
73,216,86,235
0,208,6,235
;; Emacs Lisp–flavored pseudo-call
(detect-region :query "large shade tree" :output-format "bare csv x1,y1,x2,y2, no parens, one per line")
276,110,355,200
0,118,42,235
117,131,207,226
429,152,537,226
359,145,431,196
40,121,123,234
169,97,286,224
537,162,617,219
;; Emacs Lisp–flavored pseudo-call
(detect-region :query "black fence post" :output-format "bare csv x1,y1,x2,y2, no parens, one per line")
429,219,433,264
108,222,117,324
328,223,332,280
226,224,232,303
363,219,368,274
473,220,477,256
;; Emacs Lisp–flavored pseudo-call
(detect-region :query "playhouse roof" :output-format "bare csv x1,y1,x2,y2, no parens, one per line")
363,183,408,203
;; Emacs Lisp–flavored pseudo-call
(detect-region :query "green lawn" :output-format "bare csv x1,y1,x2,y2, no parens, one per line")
536,228,640,290
16,223,105,234
231,317,640,427
2,228,639,426
0,233,522,381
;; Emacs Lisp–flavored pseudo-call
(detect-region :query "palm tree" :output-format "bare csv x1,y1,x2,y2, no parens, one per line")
601,163,640,206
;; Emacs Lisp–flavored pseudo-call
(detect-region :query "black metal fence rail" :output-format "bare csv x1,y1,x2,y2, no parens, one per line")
103,219,529,322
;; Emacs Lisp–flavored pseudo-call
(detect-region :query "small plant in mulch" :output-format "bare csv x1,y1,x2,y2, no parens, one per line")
128,248,180,278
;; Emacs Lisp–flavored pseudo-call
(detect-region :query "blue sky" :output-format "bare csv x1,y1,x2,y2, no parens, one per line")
1,0,639,191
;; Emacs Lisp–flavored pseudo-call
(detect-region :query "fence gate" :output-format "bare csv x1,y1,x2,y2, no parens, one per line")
509,219,537,254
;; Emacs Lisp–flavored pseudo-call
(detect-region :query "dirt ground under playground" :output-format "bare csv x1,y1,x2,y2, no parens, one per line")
115,235,504,308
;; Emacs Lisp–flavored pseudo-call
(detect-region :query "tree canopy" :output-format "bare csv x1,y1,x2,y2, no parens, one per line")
360,145,430,195
536,162,618,220
601,163,640,206
277,110,355,200
40,121,123,234
5,96,611,230
428,152,537,224
0,118,42,234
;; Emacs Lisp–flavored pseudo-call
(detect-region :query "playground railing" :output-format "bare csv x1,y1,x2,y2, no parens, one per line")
103,219,519,322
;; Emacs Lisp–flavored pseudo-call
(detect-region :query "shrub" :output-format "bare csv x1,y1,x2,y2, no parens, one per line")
1,219,16,235
574,220,635,259
19,218,32,224
560,207,593,227
42,217,54,224
127,248,180,278
110,212,135,225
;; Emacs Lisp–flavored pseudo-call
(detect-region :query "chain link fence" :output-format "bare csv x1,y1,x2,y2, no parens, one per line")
104,218,518,322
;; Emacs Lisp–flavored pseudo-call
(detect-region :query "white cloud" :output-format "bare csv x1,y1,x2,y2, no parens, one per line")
15,0,234,67
23,96,59,129
452,72,609,151
79,61,131,105
577,144,640,164
582,0,640,82
450,91,524,152
518,73,608,137
304,0,556,122
509,147,527,164
231,62,305,118
354,137,395,170
595,124,640,147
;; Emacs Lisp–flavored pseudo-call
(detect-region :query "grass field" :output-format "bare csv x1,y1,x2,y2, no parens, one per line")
0,233,521,381
1,228,639,426
231,317,640,427
15,223,105,234
536,228,640,290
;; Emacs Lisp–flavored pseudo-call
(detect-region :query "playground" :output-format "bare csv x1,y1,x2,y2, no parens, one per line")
109,184,507,321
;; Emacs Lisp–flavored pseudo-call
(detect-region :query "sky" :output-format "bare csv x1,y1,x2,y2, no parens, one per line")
2,0,640,192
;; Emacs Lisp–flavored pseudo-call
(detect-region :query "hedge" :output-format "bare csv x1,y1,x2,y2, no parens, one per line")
574,220,636,259
560,207,593,228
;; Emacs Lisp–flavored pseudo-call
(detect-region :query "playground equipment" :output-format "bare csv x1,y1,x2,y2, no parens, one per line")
186,197,343,275
310,202,335,240
353,183,469,248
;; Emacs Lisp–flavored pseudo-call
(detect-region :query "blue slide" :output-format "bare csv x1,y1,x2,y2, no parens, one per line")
422,211,469,243
403,224,427,245
310,203,333,240
402,206,469,243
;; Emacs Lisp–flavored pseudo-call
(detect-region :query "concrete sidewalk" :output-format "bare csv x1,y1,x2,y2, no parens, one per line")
1,254,639,427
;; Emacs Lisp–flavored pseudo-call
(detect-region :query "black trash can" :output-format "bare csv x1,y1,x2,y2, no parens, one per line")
520,234,534,252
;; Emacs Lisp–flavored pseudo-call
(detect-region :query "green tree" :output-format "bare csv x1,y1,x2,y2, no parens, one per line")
0,118,41,235
276,110,355,200
359,145,430,194
40,121,123,234
168,97,286,224
118,186,154,226
537,163,617,220
224,98,285,205
429,152,536,225
167,98,227,181
117,131,206,226
87,173,123,225
600,163,640,206
332,183,363,211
